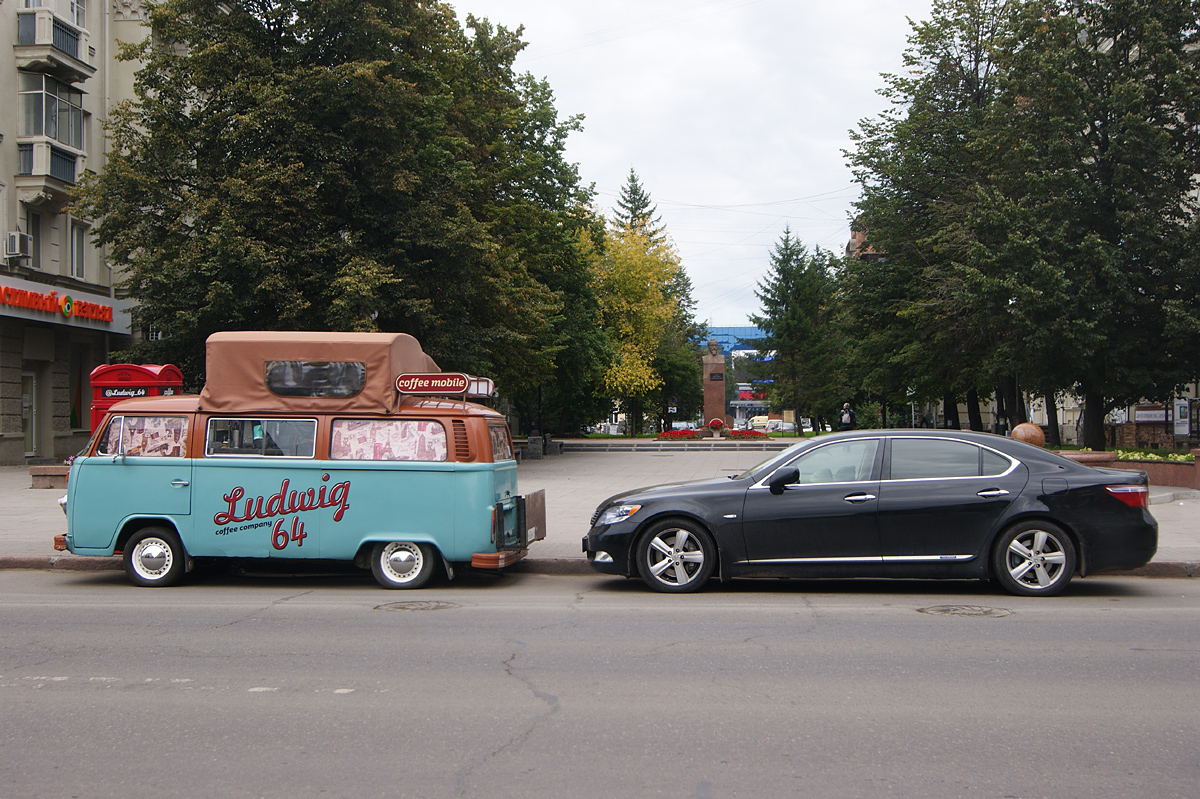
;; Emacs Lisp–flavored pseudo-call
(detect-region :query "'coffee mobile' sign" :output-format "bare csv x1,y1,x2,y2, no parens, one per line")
395,373,496,398
396,373,471,394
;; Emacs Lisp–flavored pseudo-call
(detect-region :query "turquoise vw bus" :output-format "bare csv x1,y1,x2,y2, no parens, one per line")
58,332,544,588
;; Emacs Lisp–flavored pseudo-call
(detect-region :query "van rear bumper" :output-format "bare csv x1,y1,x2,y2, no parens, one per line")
471,549,527,569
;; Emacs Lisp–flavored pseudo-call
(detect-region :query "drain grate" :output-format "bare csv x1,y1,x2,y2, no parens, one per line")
375,601,461,612
917,604,1013,618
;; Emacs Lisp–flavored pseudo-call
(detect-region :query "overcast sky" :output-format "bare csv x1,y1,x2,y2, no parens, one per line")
454,0,934,328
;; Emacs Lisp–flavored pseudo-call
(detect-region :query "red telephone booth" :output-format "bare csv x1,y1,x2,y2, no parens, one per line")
89,363,184,432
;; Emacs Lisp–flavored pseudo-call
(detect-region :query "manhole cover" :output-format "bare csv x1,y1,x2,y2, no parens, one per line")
917,605,1013,618
375,601,461,612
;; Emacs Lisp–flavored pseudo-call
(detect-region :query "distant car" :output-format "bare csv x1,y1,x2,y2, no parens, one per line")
671,421,698,430
583,429,1157,596
765,420,796,433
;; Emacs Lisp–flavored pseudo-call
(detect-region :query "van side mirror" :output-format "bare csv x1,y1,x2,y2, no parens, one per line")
767,467,799,495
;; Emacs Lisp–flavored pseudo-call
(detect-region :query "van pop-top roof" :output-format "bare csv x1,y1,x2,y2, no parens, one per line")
198,331,442,414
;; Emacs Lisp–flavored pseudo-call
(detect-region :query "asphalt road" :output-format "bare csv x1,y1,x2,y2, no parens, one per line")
2,570,1198,799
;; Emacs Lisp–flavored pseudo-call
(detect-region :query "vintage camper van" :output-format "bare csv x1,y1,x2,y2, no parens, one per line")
57,332,544,589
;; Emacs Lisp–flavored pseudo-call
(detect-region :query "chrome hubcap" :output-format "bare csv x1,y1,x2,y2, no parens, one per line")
1007,530,1067,589
381,543,423,583
132,538,172,580
647,529,705,586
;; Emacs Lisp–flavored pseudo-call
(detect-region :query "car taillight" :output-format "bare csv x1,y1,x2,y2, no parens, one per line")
1105,485,1148,508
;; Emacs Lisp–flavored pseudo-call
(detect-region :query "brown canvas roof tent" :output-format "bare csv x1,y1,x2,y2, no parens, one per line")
198,331,441,414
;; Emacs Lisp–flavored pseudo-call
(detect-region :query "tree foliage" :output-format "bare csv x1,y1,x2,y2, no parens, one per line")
749,229,846,430
75,0,607,413
844,0,1200,447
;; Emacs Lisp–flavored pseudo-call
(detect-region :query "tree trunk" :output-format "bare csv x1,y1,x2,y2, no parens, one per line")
1044,393,1061,448
942,391,961,429
994,383,1008,434
966,387,984,431
1082,389,1108,450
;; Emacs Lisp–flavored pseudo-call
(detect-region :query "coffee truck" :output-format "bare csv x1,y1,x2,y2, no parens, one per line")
57,332,545,588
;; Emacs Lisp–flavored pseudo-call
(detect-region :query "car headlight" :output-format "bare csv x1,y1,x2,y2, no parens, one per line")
597,504,641,526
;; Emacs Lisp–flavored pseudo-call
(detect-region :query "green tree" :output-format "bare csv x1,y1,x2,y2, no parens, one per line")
612,168,666,244
749,228,846,431
74,0,606,405
986,0,1200,447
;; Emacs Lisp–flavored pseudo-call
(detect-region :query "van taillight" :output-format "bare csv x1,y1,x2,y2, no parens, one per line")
1105,485,1148,508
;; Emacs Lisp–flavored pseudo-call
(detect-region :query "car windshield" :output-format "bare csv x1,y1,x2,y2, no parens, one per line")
732,440,813,480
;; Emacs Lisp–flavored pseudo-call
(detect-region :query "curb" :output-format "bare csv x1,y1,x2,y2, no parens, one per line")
1,555,1194,579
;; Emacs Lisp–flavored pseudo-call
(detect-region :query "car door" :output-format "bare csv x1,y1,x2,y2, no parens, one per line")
68,414,192,553
739,437,883,576
877,436,1028,573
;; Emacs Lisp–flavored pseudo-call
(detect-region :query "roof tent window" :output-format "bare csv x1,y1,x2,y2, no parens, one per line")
265,361,366,398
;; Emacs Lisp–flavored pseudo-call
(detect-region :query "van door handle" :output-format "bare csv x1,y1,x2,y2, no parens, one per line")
171,480,190,488
844,493,876,503
977,488,1009,498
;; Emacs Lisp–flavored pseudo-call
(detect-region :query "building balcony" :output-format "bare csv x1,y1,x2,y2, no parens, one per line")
14,9,95,84
15,140,83,214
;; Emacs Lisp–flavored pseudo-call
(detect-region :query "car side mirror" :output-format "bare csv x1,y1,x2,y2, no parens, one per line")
767,467,799,495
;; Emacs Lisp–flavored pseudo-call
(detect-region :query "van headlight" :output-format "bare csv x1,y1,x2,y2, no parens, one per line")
597,504,641,526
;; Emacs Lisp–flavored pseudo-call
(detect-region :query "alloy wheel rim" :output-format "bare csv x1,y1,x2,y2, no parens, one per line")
647,529,705,586
1006,530,1067,590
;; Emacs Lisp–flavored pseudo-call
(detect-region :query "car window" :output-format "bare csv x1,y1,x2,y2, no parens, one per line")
330,419,447,462
488,424,514,461
788,439,879,484
890,438,983,479
206,418,317,458
982,448,1011,476
96,415,188,457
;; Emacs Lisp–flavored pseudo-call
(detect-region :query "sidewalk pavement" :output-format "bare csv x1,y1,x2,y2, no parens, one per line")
2,450,1197,577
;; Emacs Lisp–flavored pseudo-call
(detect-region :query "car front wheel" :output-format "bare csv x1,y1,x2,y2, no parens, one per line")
371,542,435,589
636,519,716,593
123,527,187,587
992,521,1076,597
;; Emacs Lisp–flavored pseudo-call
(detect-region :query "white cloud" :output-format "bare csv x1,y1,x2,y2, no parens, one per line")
457,0,932,325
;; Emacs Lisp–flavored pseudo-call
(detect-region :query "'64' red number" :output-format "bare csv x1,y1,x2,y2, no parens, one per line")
271,518,307,550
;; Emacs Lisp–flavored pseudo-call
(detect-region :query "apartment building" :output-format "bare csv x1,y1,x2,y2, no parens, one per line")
2,0,143,463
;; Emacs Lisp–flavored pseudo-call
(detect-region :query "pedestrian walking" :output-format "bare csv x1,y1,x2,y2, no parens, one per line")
838,402,856,431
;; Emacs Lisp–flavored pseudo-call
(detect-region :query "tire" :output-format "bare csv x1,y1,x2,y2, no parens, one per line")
123,526,187,587
636,519,716,593
371,542,435,589
992,521,1077,597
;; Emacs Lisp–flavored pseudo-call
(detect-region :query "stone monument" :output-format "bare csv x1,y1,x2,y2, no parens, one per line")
702,338,726,427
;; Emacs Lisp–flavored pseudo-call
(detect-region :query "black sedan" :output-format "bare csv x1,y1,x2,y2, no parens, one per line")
582,430,1157,596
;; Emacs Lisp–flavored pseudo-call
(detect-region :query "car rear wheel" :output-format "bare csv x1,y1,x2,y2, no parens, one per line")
123,527,187,587
371,542,435,589
636,519,715,593
992,521,1076,597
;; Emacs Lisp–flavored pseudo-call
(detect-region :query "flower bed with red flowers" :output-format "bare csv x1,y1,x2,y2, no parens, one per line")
728,429,770,440
656,429,703,440
706,419,727,432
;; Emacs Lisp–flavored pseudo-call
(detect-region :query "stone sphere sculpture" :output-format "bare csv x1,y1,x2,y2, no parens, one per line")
1011,422,1045,448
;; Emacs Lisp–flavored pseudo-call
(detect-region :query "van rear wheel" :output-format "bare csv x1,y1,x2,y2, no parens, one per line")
371,542,435,589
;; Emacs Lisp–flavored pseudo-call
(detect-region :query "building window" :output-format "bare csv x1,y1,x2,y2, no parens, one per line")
20,209,42,270
71,223,86,279
70,0,85,27
18,72,84,150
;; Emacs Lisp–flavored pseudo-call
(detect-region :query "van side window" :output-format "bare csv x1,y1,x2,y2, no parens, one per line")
206,418,317,458
330,419,447,462
265,361,365,398
96,416,188,457
488,424,514,461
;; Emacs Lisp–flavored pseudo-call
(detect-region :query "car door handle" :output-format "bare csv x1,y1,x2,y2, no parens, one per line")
170,480,190,488
977,488,1009,498
843,493,876,503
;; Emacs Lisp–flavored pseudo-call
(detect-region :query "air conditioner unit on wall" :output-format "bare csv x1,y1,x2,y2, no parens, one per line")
5,232,33,259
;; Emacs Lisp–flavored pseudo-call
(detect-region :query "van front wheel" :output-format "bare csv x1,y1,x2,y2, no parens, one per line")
371,542,435,589
124,527,186,587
